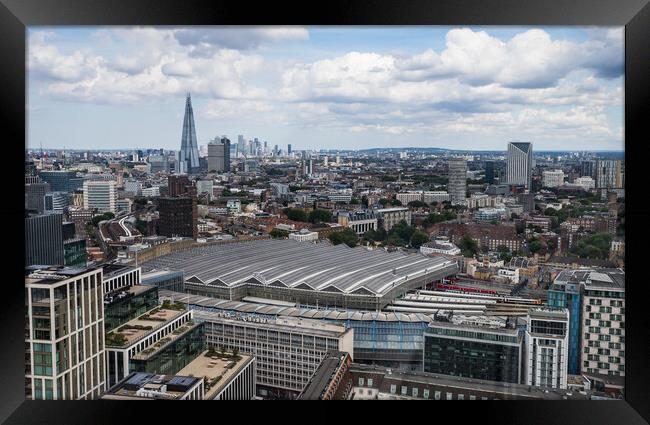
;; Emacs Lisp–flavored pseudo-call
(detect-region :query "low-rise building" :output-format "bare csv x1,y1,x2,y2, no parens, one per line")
289,228,319,242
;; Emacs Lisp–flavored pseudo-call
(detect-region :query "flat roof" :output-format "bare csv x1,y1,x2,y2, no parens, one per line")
25,266,99,285
300,352,349,400
102,372,200,400
176,350,253,399
105,307,187,348
140,239,457,297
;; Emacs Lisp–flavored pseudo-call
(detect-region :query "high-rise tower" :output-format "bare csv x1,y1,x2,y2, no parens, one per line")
179,93,201,173
506,142,533,189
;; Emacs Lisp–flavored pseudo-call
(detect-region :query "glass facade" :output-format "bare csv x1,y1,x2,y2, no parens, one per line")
423,327,521,384
130,322,205,376
548,289,582,375
104,286,159,332
64,239,87,267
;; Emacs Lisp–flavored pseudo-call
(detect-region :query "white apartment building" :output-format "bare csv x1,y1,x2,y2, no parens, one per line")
124,180,143,196
25,266,106,399
543,170,565,188
524,308,569,390
396,192,424,205
581,270,625,377
141,186,161,198
423,191,451,204
83,180,117,213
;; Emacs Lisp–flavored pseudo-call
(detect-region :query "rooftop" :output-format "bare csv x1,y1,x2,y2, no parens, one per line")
101,372,200,400
141,239,458,297
176,350,254,399
299,351,350,400
105,305,188,348
25,265,98,285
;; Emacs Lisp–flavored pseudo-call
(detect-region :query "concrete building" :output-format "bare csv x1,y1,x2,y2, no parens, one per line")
44,192,69,213
83,180,117,214
595,159,623,190
543,170,565,188
298,351,352,400
374,207,411,231
25,213,65,267
39,170,84,193
337,210,378,235
448,158,468,205
195,310,353,398
474,207,507,223
506,142,533,189
423,315,522,384
25,266,106,399
288,228,319,242
575,176,595,191
524,308,569,389
157,196,198,239
124,180,143,196
581,269,625,377
419,237,461,256
25,181,51,213
208,138,231,173
423,191,451,204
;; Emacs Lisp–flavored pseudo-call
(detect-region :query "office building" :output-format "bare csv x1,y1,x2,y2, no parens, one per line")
157,196,198,239
25,182,51,213
207,137,231,173
44,192,69,213
287,144,292,155
298,351,352,400
83,180,117,214
124,180,143,196
423,315,523,384
179,93,201,173
506,142,533,189
25,213,64,267
543,170,565,188
524,308,569,389
104,302,199,388
195,310,353,398
25,266,106,399
141,270,185,293
575,176,596,191
485,161,495,184
448,158,467,205
39,170,84,193
581,269,625,377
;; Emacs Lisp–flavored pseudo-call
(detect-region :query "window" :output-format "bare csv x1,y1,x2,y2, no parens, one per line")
435,391,441,400
390,384,396,394
423,389,430,399
458,394,464,400
446,392,453,400
401,386,407,396
470,395,476,400
358,377,364,387
367,378,373,387
412,387,418,397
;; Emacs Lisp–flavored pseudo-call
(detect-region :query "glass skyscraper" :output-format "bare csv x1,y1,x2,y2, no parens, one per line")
179,93,201,173
506,142,533,189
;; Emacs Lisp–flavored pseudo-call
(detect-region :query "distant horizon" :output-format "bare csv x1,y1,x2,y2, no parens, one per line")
28,26,624,152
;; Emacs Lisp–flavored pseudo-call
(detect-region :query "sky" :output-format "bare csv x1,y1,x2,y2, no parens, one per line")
27,26,624,152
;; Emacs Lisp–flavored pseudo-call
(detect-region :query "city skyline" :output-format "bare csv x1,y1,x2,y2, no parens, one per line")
28,26,624,152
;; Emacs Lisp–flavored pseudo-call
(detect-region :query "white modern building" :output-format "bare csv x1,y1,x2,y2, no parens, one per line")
543,170,565,188
289,229,319,242
124,180,143,196
506,142,533,189
419,237,461,256
141,186,161,198
524,308,569,390
83,180,117,213
574,176,595,191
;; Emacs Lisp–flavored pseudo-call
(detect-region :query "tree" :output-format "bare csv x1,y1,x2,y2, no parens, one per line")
284,208,308,222
407,200,427,208
529,239,543,254
390,198,402,206
361,195,369,207
511,213,519,220
308,209,332,224
496,245,510,253
410,230,429,249
270,228,289,238
458,235,479,258
328,228,358,247
350,198,360,205
379,198,390,207
363,228,387,243
515,222,525,235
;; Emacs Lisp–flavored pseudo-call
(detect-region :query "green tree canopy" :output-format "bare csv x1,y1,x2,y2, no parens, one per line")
410,230,430,249
308,209,332,224
284,208,308,222
458,235,479,258
270,228,289,238
328,228,359,247
407,200,427,208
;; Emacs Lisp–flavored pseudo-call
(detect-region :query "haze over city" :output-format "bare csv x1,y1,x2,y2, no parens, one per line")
27,26,624,152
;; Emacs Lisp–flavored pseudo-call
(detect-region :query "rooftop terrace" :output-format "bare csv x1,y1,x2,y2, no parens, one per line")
105,304,188,348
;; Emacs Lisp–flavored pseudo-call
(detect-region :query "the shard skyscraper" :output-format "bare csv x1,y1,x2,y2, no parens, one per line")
179,93,200,174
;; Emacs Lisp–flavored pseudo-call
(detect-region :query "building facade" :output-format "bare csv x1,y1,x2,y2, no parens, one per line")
448,158,468,205
157,196,198,239
25,266,106,399
506,142,533,189
83,180,117,214
524,308,569,389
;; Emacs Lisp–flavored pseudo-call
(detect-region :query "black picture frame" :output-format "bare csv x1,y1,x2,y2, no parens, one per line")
1,0,648,423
